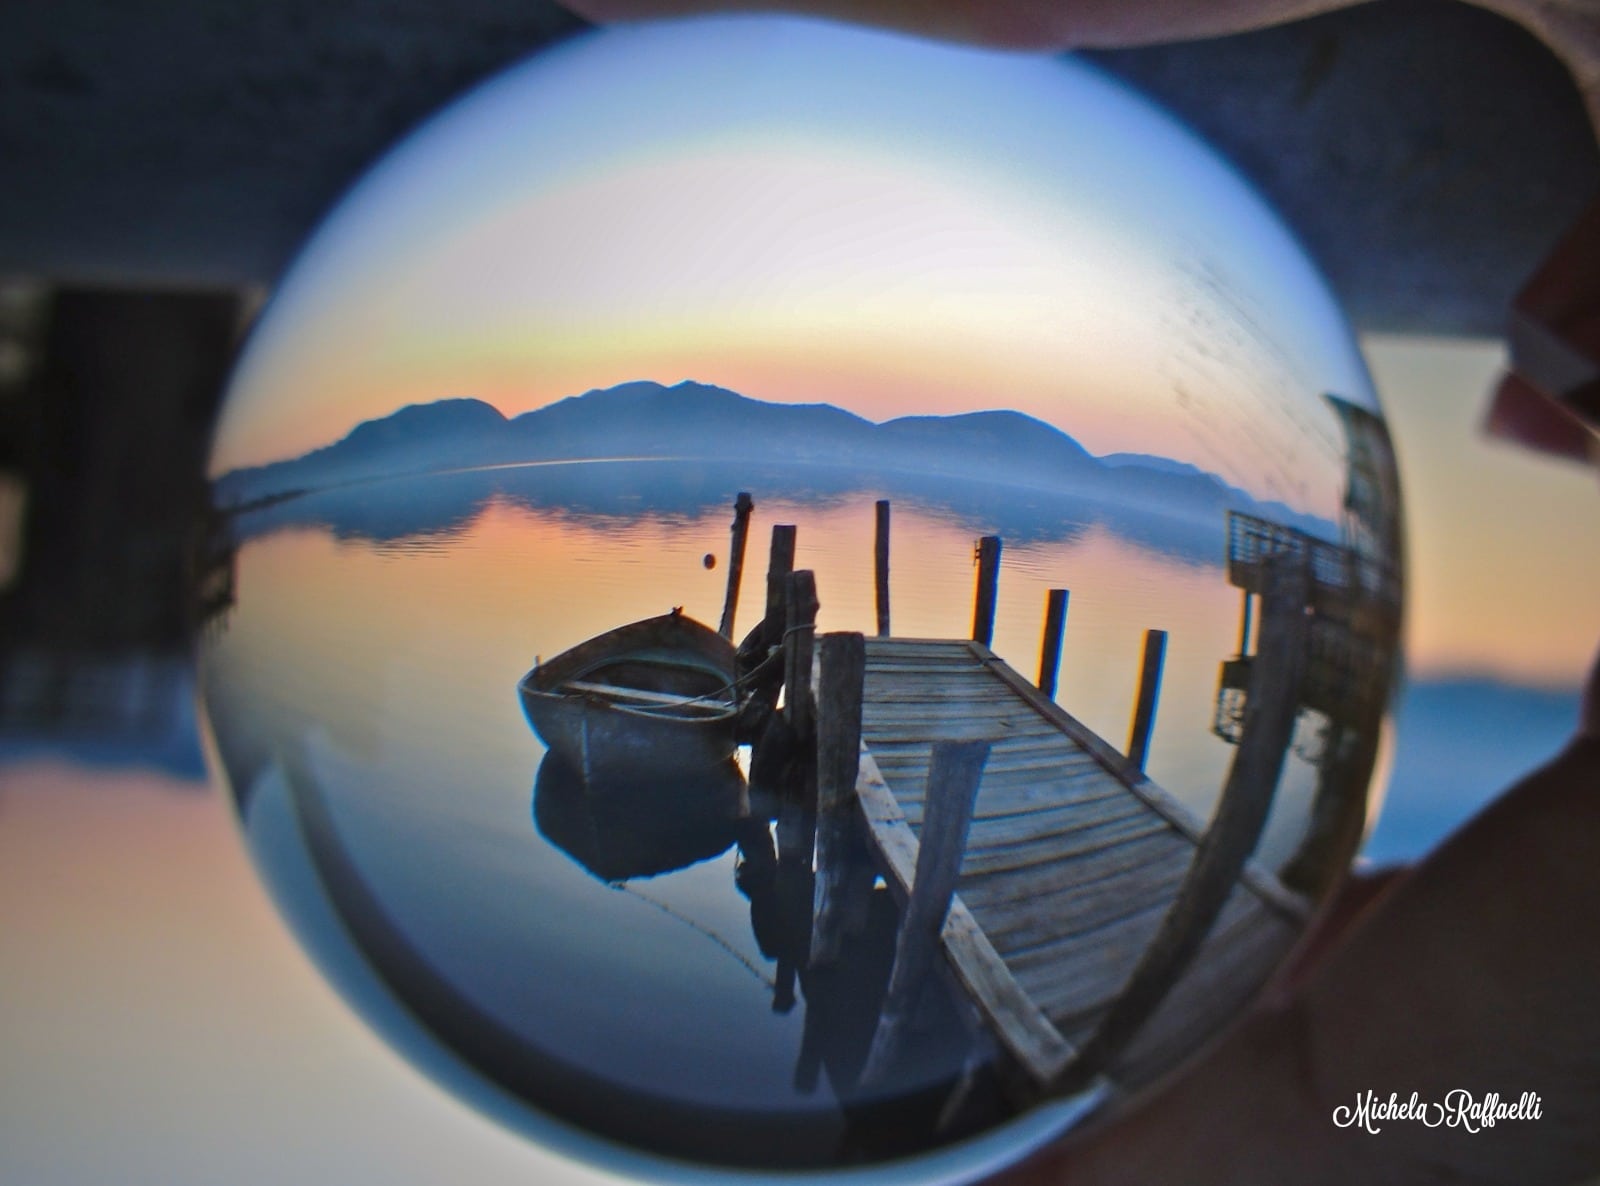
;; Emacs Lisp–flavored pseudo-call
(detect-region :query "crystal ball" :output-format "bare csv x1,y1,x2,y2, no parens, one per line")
199,16,1403,1183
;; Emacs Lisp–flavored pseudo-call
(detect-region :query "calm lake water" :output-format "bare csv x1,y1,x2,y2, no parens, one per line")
199,458,1321,1167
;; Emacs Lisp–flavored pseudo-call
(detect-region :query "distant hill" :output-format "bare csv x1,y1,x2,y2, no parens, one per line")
1100,452,1212,479
214,379,1337,539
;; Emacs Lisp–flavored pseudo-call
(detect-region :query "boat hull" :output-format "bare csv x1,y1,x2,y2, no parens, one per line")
518,613,740,782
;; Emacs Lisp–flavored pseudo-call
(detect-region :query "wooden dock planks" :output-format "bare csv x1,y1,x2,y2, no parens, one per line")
854,636,1306,1094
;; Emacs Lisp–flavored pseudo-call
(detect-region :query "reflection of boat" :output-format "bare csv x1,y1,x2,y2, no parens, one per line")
518,609,740,781
533,749,747,882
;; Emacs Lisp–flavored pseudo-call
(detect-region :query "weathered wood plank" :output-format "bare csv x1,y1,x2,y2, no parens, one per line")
863,685,1021,705
864,638,983,656
899,780,1130,828
861,739,990,1086
978,752,1119,779
863,715,1060,740
957,831,1191,913
872,750,1108,786
1013,911,1170,1019
863,661,990,675
1054,891,1276,1042
960,795,1156,853
880,750,1108,785
881,766,1114,799
964,642,1306,922
973,857,1194,953
854,746,1074,1085
956,813,1172,879
866,731,1080,759
1022,892,1260,1027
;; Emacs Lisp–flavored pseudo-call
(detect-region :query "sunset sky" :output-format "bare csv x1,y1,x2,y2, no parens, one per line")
211,17,1371,524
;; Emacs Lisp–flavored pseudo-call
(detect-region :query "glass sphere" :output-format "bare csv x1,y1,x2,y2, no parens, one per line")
199,16,1403,1183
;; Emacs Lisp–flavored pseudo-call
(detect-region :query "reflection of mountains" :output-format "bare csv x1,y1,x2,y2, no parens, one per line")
219,380,1336,560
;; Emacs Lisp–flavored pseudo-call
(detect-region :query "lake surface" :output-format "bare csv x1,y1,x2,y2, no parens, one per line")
199,458,1322,1167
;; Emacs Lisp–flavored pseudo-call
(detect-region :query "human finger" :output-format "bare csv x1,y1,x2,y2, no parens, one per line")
560,0,1365,51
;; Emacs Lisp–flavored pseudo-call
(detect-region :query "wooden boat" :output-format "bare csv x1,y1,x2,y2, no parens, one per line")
518,609,741,782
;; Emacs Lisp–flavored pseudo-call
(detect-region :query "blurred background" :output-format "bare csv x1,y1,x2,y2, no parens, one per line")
2,1,1597,1183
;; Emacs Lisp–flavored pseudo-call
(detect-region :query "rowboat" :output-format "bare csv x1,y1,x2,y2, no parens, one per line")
518,609,741,782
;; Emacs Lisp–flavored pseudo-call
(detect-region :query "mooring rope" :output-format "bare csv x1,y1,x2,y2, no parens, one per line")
613,881,775,990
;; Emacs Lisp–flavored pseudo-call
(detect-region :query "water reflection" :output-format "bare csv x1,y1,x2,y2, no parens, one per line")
201,433,1399,1168
533,751,747,884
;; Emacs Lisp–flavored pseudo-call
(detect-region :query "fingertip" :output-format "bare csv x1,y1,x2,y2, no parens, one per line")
1483,372,1598,466
1582,644,1599,739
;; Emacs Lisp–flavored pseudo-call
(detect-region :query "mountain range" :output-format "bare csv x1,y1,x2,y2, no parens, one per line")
214,379,1334,538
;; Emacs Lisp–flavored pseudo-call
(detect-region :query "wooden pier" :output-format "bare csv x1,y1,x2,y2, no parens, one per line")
843,635,1309,1094
726,506,1326,1105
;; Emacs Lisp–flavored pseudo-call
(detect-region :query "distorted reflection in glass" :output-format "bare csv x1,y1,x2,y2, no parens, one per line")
198,16,1402,1180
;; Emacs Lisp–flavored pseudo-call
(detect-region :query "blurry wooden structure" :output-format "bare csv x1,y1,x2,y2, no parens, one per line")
1213,394,1403,893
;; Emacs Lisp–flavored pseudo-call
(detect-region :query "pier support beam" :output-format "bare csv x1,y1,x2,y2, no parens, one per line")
764,524,797,648
860,739,990,1088
1037,588,1069,699
875,499,891,637
971,535,1001,647
783,569,819,745
718,491,754,639
1126,628,1168,772
810,632,866,968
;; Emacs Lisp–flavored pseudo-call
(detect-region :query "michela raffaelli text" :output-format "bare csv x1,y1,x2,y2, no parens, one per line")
1333,1091,1542,1134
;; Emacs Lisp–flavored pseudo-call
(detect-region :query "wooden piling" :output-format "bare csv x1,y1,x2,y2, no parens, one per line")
971,536,1001,647
1074,558,1308,1079
1036,588,1069,699
859,739,990,1087
783,569,820,744
764,524,797,646
1126,628,1168,772
874,499,892,637
810,632,866,968
718,492,755,639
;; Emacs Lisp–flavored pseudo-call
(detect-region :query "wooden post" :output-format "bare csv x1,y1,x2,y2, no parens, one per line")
810,632,866,968
874,499,892,637
783,569,820,745
764,524,797,648
1072,558,1308,1080
1237,589,1255,655
718,491,754,639
1037,588,1069,699
971,535,1001,647
1126,628,1167,772
859,739,990,1087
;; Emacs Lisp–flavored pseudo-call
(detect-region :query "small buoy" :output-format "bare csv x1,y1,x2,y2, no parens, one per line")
703,553,716,569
